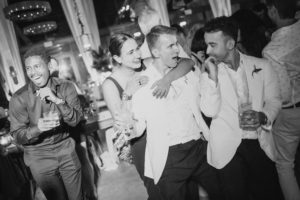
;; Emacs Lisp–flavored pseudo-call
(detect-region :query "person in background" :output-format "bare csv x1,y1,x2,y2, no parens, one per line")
263,0,300,199
171,24,191,56
190,27,207,74
9,47,83,200
231,9,269,58
201,16,283,200
252,3,276,39
138,6,162,60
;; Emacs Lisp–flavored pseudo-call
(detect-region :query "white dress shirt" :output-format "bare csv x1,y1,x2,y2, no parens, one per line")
131,63,209,183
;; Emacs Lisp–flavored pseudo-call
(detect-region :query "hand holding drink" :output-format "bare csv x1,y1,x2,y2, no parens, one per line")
239,109,261,131
38,111,60,132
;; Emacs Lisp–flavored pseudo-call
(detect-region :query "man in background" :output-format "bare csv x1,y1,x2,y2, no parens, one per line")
9,47,83,200
263,0,300,199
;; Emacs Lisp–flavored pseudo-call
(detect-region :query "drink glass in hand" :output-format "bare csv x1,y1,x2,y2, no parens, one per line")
238,101,257,131
43,111,60,126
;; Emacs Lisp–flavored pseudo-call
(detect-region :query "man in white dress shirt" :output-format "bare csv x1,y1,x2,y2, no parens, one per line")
121,25,222,200
201,16,283,200
263,0,300,199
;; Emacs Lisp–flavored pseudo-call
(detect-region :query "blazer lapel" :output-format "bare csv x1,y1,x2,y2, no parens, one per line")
241,54,263,111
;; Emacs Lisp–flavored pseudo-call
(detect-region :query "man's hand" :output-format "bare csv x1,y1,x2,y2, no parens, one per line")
151,78,171,99
37,117,60,132
204,57,218,84
38,87,59,103
239,110,267,131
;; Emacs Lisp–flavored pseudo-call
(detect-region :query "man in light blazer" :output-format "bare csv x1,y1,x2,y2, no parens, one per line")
116,25,222,200
200,17,283,200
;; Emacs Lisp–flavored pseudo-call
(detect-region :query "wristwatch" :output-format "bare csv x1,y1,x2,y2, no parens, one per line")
259,112,268,125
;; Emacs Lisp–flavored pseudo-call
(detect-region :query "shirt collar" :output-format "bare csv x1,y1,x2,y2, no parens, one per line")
29,77,62,95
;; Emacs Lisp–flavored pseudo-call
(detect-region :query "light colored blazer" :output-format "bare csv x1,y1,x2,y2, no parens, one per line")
200,52,281,169
131,64,210,184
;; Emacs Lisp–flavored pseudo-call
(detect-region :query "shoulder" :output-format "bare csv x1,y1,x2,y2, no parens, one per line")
10,85,29,108
13,84,29,97
102,77,118,92
243,53,269,67
11,84,29,101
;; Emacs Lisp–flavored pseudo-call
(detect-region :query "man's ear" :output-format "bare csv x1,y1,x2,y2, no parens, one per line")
151,48,160,58
227,38,236,50
112,55,122,65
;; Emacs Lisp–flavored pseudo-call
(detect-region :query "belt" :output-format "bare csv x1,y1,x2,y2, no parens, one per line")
282,101,300,109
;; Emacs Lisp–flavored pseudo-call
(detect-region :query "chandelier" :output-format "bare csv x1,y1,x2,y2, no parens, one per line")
4,1,51,21
23,21,57,35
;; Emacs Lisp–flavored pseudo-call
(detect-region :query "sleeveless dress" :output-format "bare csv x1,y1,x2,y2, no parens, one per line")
105,77,147,177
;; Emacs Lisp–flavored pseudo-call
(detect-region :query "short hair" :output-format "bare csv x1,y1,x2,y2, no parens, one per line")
191,28,206,53
108,33,134,65
146,25,177,51
265,0,296,19
109,33,133,57
23,47,50,63
203,16,239,42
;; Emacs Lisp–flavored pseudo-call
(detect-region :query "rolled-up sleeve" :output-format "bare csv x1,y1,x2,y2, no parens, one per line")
56,82,83,127
9,96,41,145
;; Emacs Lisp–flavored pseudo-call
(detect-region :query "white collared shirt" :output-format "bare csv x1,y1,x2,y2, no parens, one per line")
131,63,206,183
165,78,201,146
225,64,258,139
263,20,300,106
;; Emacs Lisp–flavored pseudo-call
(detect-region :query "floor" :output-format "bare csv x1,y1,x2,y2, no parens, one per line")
96,128,148,200
97,162,148,200
34,127,209,200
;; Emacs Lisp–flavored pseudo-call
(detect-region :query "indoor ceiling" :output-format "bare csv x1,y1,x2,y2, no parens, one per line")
6,0,258,48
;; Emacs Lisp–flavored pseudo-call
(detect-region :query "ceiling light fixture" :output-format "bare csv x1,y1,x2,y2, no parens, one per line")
23,21,57,35
4,1,51,21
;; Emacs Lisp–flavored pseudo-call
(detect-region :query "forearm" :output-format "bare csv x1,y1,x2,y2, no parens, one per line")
56,82,84,127
165,58,194,83
200,73,221,117
11,126,41,145
56,102,83,127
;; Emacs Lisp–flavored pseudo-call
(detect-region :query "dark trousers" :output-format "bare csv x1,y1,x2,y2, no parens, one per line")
131,131,162,200
157,139,223,200
218,139,284,200
27,138,82,200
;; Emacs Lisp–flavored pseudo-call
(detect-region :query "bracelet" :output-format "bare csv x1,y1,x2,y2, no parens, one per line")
122,93,132,101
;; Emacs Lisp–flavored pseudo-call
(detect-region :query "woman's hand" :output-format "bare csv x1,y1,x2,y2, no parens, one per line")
125,75,149,96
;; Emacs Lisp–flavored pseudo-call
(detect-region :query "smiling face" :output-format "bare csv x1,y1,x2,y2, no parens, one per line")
25,55,50,88
114,38,141,69
154,34,180,68
204,31,233,62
